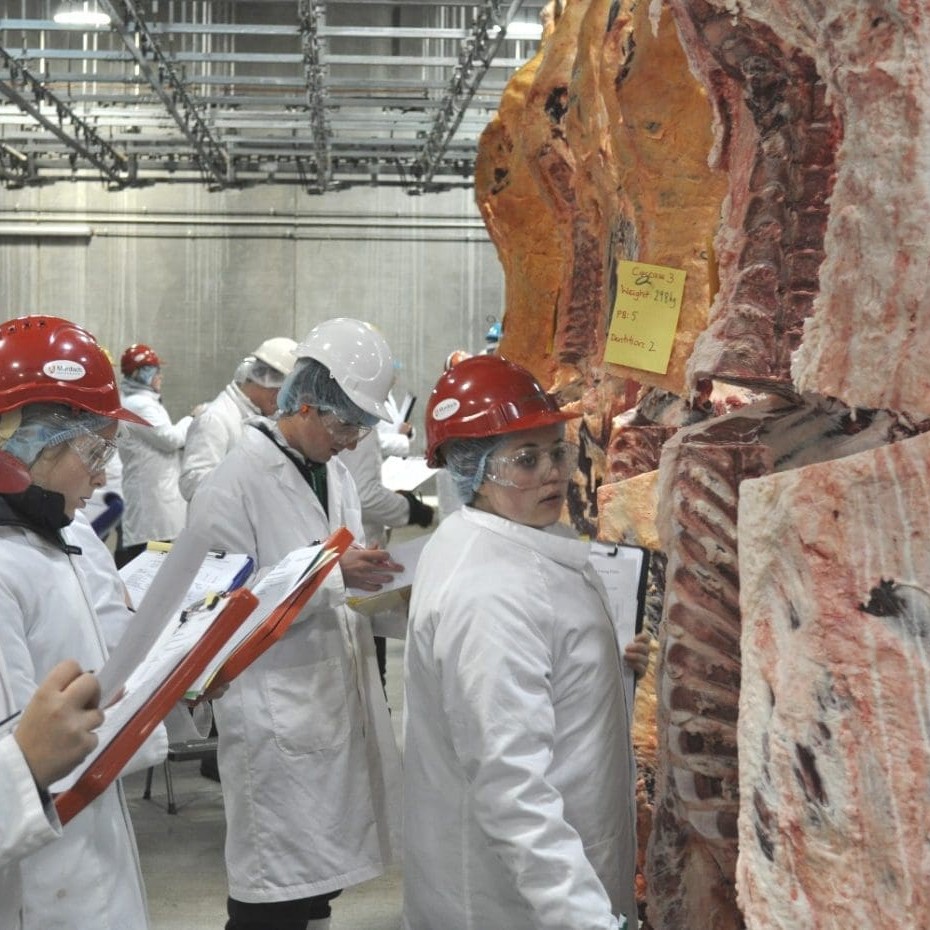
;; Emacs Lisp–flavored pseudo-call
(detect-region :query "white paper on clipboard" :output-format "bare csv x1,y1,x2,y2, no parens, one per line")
589,541,649,718
381,456,438,492
97,527,213,705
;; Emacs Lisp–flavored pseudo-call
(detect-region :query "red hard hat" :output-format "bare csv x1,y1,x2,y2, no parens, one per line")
120,343,161,377
0,316,150,425
425,354,579,467
0,450,30,493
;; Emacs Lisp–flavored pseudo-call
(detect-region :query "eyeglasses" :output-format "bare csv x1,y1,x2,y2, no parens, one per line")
485,439,579,490
316,408,372,446
69,431,119,473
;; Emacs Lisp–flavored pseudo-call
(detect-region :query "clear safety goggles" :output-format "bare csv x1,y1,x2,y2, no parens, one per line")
317,408,372,446
484,439,579,490
69,430,119,473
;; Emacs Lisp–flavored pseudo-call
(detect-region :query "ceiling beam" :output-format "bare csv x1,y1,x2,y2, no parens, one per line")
0,44,129,187
96,0,232,189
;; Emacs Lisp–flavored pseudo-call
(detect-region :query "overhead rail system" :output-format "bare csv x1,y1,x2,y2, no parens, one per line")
0,0,546,193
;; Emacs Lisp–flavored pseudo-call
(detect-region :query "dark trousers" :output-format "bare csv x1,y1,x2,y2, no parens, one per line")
375,634,387,693
225,891,341,930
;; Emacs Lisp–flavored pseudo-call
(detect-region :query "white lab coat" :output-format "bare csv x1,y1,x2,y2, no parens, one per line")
339,430,409,547
0,518,151,930
64,512,132,652
118,379,191,546
376,392,413,459
187,421,402,903
403,507,637,930
179,382,259,501
0,652,61,930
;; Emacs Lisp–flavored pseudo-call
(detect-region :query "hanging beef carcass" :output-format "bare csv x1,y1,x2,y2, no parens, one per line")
669,0,842,396
738,430,930,929
647,396,930,930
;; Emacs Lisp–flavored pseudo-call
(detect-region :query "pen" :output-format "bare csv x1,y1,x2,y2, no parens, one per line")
179,592,220,624
0,709,21,729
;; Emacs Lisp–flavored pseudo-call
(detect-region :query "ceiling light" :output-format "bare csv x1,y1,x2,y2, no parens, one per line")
489,21,544,41
53,1,111,27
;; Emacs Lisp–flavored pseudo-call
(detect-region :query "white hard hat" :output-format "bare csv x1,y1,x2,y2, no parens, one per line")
252,337,297,376
295,318,395,421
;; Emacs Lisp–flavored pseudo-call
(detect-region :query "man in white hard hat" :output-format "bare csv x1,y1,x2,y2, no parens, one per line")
180,337,297,501
187,318,404,930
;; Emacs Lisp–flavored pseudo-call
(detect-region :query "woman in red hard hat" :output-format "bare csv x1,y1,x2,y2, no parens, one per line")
0,315,160,929
403,354,650,930
115,340,192,567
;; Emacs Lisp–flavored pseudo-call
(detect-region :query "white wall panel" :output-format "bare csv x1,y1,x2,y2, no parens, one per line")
0,183,504,451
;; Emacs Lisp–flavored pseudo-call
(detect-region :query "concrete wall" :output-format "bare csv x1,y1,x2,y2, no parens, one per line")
0,182,504,450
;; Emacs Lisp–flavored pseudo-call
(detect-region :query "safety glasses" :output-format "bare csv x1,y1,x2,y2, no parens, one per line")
317,408,372,446
485,439,579,490
69,430,119,474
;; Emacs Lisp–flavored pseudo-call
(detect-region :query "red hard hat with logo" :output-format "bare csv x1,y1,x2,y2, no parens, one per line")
425,354,579,467
120,343,161,377
0,316,149,425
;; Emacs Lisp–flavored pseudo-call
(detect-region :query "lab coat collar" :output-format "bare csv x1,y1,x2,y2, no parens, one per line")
226,381,261,416
459,505,590,570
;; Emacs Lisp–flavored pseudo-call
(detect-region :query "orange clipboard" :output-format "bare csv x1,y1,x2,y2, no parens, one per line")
54,587,259,825
208,526,354,689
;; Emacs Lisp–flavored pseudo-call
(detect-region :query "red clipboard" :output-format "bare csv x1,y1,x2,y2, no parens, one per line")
208,526,354,689
54,587,259,825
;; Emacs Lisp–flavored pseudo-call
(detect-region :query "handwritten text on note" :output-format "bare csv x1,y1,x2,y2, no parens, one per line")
604,260,686,374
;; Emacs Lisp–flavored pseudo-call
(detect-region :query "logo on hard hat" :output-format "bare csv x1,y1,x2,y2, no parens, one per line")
43,360,86,381
432,398,460,421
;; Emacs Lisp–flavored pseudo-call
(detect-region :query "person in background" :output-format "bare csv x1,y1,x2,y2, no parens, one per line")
0,315,167,929
115,342,192,567
79,347,126,543
188,317,404,930
482,319,501,354
403,354,651,930
179,336,297,501
339,427,434,689
181,338,298,781
376,390,414,458
0,449,105,930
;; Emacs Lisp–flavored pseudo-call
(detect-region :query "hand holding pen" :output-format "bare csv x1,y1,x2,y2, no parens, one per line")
340,544,404,592
12,660,104,791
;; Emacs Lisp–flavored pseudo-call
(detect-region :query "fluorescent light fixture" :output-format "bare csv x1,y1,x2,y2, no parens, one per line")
53,1,111,27
0,224,93,238
489,21,544,41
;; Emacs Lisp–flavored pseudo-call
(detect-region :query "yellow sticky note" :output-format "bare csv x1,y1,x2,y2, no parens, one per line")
604,260,686,374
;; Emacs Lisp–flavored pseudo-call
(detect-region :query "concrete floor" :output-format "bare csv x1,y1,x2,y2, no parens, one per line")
126,638,406,930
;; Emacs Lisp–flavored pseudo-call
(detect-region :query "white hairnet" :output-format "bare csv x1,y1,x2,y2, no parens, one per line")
276,357,378,427
442,435,506,503
233,357,254,385
245,358,289,389
1,403,114,467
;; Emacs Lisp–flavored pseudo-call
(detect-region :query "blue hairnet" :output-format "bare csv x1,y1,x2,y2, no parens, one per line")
442,435,506,504
276,358,377,427
1,403,114,467
126,365,159,387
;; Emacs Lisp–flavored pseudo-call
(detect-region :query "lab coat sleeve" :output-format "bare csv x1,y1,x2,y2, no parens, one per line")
179,409,229,501
433,579,623,930
130,396,191,454
377,431,411,459
0,733,61,870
